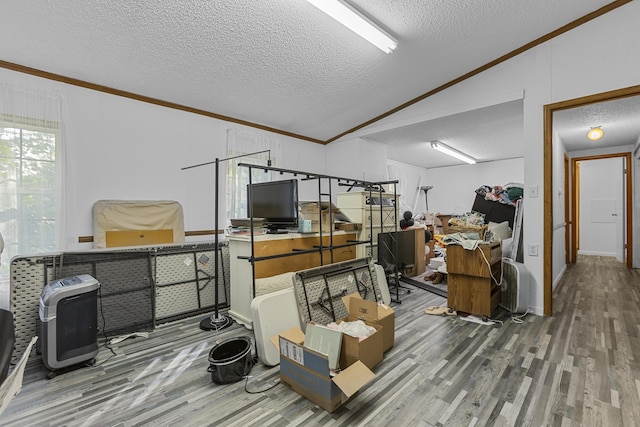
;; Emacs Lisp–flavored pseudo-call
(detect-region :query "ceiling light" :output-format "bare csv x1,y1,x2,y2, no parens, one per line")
306,0,398,54
587,126,604,141
430,141,476,165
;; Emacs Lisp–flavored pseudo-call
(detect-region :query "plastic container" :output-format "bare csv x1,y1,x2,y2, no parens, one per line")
207,336,253,384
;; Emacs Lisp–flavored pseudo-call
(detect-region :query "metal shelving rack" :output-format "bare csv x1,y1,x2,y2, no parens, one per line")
237,163,399,301
357,183,406,303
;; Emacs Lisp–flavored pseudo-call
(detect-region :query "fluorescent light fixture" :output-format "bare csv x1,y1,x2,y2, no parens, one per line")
587,126,604,141
306,0,398,53
430,141,476,165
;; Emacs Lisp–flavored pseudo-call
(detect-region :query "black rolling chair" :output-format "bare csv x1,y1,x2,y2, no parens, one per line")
0,308,15,384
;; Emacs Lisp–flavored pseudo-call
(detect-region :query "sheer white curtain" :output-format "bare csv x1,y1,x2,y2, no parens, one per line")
0,80,70,260
226,129,283,221
386,161,414,215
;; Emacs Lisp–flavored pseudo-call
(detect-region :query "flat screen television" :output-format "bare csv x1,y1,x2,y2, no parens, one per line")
248,179,299,231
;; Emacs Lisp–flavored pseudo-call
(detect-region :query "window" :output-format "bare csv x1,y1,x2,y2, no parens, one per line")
0,119,58,279
226,152,274,220
225,129,282,222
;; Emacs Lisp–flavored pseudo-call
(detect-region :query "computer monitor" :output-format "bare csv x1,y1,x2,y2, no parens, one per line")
248,179,299,231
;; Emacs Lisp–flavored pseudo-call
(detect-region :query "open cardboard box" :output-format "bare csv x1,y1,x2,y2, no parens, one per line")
342,293,395,353
299,201,352,232
336,318,383,370
273,326,376,413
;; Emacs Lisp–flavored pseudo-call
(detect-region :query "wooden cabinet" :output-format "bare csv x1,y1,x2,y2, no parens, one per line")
227,231,357,329
244,232,357,278
405,228,426,277
447,242,501,316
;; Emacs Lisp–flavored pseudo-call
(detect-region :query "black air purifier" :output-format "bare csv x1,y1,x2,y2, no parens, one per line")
39,274,100,371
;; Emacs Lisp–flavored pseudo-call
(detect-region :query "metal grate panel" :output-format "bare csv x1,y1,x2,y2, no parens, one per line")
152,245,229,323
292,258,382,330
57,251,155,336
10,255,57,363
9,241,231,363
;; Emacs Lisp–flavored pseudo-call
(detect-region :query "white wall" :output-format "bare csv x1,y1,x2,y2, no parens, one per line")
423,158,524,215
551,126,567,290
386,159,430,216
325,137,388,183
324,137,389,198
330,144,525,219
0,67,327,250
334,1,640,315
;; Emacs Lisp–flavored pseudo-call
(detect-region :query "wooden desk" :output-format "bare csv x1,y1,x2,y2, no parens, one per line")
227,231,357,329
447,242,501,316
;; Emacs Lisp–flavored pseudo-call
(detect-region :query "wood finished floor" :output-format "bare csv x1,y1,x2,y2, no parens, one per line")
2,255,640,426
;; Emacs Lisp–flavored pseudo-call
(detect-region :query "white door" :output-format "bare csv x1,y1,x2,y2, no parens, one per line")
578,157,625,259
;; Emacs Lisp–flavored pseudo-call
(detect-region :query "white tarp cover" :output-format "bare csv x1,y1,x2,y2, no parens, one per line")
93,200,185,248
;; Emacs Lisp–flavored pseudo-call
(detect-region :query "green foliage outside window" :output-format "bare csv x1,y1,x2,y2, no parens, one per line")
0,125,57,278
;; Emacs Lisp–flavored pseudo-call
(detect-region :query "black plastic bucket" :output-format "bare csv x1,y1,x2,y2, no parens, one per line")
207,336,253,384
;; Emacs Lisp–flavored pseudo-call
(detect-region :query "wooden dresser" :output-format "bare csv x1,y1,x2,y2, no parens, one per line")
227,231,357,329
446,242,501,317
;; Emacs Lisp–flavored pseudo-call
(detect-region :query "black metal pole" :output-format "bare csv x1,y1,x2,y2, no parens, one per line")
214,157,219,318
185,151,275,331
199,157,232,330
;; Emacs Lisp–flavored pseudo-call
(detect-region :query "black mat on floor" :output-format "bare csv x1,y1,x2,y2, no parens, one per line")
400,276,447,298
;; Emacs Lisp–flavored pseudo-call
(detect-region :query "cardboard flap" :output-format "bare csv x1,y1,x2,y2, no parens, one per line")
342,293,379,321
299,201,352,222
271,326,305,351
377,303,394,317
332,360,375,397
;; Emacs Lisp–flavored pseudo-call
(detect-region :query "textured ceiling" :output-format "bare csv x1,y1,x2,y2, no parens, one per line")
0,0,633,168
366,100,525,169
554,96,640,152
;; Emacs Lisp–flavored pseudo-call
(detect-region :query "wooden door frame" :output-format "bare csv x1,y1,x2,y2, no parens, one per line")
564,154,570,264
570,153,632,264
543,84,640,316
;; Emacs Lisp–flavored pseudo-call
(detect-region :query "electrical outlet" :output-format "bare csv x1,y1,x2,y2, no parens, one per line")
528,244,539,257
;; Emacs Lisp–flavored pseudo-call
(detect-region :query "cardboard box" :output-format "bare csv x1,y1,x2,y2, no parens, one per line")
342,293,395,353
337,318,383,370
299,201,352,232
335,222,362,231
299,206,331,232
274,327,375,413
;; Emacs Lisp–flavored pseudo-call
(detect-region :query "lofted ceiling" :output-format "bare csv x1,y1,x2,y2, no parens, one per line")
1,0,636,169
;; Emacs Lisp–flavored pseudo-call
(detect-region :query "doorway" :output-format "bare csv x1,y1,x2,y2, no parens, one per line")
543,84,640,316
571,154,630,264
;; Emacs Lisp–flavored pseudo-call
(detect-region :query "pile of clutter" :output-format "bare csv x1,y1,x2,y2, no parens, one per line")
447,211,485,229
423,254,447,285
